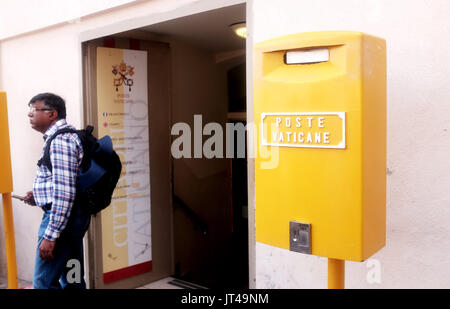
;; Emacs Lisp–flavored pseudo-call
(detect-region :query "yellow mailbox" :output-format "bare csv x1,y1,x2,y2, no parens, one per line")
254,31,386,262
0,91,13,194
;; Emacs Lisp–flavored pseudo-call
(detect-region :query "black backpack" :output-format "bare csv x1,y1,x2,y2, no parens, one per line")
37,125,122,215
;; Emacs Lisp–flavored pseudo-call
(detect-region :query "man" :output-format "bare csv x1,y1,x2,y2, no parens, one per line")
23,92,90,289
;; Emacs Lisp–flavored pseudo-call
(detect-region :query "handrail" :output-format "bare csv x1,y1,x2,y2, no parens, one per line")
173,195,208,236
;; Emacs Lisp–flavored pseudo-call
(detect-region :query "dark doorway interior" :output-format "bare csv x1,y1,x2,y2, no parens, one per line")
172,59,248,289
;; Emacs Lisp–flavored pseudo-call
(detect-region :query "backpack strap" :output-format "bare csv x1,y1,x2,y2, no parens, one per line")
76,125,95,172
37,128,78,173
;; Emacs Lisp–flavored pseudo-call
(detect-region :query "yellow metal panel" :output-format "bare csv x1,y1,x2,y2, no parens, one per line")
254,31,386,261
0,91,13,194
361,34,387,258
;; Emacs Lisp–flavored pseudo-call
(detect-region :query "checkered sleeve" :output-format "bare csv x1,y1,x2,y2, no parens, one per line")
43,133,80,241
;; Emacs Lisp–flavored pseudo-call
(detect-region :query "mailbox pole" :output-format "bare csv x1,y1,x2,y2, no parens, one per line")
0,91,18,289
2,193,18,289
328,258,345,289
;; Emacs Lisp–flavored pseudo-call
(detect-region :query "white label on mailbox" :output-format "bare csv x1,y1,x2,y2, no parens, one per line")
261,112,346,149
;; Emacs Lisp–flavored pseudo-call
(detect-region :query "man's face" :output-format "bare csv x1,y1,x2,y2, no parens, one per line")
28,100,58,133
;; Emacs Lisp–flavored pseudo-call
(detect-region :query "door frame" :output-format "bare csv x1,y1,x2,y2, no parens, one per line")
82,36,174,289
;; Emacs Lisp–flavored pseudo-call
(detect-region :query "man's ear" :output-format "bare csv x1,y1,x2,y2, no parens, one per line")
49,110,59,121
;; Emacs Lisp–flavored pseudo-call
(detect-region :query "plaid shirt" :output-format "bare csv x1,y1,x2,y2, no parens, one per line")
33,119,83,241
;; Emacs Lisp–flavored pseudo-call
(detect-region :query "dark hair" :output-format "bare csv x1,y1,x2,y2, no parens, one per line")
28,93,66,119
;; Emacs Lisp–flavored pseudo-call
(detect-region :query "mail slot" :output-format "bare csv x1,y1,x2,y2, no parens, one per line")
254,31,386,261
0,91,13,194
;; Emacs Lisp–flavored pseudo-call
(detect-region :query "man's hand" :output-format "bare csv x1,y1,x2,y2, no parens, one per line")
24,191,36,206
39,239,56,261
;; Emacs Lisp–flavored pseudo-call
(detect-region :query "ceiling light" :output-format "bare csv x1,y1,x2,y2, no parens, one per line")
230,22,246,39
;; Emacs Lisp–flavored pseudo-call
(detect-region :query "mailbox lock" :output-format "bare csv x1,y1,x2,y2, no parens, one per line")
290,221,311,254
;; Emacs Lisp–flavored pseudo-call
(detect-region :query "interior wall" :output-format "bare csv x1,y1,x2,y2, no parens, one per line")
170,39,233,286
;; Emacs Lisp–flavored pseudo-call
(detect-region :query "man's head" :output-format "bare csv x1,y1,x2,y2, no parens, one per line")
28,93,66,133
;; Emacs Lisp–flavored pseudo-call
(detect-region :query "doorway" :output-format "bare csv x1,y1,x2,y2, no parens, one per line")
144,3,248,289
83,2,248,289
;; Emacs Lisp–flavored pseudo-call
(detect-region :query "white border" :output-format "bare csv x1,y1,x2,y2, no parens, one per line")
260,112,346,149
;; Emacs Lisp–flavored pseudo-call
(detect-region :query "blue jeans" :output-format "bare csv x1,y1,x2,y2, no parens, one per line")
33,204,91,289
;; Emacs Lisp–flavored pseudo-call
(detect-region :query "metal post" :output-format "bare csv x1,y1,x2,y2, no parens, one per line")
328,258,345,289
2,193,18,289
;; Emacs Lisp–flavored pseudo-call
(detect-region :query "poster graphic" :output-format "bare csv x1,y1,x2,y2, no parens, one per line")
96,47,151,284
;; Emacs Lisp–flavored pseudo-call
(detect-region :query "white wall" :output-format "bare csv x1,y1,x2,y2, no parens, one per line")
0,0,138,40
251,0,450,288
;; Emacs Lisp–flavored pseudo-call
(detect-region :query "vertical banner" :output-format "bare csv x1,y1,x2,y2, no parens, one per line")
96,47,152,284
